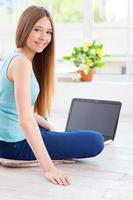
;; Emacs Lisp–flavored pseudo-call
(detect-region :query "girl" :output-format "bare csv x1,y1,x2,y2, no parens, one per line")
0,5,104,186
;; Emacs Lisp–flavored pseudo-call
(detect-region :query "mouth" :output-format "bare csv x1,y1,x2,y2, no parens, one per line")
35,42,48,48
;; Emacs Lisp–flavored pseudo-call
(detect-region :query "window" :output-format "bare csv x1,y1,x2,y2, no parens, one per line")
92,0,129,75
130,0,133,74
0,0,133,79
0,0,49,60
52,0,84,67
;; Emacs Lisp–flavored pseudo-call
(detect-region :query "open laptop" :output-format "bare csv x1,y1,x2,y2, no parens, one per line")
65,98,122,144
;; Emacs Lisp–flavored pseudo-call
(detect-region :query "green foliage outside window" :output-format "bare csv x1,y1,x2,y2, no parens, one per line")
52,0,83,22
93,0,106,22
0,0,107,23
30,0,48,7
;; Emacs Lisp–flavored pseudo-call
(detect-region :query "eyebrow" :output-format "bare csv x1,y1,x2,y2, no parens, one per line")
34,25,52,31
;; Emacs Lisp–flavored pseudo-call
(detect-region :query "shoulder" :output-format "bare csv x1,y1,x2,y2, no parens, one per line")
9,55,32,81
11,55,32,71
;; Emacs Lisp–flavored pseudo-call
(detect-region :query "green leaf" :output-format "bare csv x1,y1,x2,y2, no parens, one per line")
74,60,81,67
95,61,104,68
63,56,72,60
73,47,81,55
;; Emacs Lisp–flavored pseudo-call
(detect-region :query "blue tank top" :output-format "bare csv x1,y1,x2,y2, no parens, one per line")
0,50,40,142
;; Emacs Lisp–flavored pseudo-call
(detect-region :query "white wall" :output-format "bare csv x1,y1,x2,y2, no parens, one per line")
52,81,133,117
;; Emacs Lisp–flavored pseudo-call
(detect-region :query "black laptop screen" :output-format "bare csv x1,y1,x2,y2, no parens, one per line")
65,99,121,140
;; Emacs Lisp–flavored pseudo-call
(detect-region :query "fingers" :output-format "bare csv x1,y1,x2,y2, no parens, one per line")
50,177,58,185
54,177,64,185
45,169,71,186
53,175,71,186
64,175,71,185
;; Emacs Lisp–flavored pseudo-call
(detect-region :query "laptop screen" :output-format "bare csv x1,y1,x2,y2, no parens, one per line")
65,98,122,141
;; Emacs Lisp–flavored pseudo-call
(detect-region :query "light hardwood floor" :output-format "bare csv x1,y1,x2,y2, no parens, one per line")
0,114,133,200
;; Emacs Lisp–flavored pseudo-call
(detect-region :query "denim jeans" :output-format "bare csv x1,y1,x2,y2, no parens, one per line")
0,126,104,160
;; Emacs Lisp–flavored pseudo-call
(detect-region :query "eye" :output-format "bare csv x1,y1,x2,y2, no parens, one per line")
47,31,52,35
34,28,42,32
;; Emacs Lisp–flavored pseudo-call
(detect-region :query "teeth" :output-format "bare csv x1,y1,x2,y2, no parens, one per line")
35,42,44,46
38,43,44,45
34,42,48,50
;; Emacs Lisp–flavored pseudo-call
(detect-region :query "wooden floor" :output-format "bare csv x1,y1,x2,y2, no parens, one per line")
0,114,133,200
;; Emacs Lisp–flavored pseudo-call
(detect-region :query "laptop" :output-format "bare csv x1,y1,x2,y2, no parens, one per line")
65,98,122,144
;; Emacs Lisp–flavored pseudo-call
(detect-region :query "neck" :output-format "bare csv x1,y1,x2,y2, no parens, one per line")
17,47,35,62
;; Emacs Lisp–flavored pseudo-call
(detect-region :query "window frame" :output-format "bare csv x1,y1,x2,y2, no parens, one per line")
56,0,133,81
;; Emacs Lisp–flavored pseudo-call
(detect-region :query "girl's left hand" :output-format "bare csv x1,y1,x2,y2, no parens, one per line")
34,113,56,131
47,123,56,131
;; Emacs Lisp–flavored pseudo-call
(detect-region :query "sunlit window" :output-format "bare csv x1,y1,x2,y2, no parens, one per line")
0,0,133,78
92,0,129,75
52,0,84,66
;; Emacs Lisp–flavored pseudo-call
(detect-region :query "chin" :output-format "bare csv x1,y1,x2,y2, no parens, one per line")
36,48,45,53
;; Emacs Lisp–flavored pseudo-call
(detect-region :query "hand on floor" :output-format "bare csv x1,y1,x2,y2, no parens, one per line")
44,167,71,186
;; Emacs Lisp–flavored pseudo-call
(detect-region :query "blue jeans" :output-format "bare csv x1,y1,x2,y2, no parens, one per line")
0,126,104,160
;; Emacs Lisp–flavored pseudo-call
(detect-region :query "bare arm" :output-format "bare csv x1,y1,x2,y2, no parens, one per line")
11,56,54,171
10,56,70,185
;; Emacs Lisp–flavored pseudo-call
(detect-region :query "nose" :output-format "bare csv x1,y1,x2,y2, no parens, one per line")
39,32,48,42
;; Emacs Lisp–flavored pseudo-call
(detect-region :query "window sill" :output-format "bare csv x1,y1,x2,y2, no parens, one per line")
56,72,133,83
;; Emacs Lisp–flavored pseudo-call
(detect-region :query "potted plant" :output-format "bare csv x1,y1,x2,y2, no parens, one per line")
64,40,108,81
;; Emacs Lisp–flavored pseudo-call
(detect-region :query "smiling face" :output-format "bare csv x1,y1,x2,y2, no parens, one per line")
24,16,53,57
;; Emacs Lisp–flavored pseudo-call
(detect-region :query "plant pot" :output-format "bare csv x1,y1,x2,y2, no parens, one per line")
80,70,93,82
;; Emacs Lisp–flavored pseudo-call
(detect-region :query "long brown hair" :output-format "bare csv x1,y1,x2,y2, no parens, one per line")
16,5,55,117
